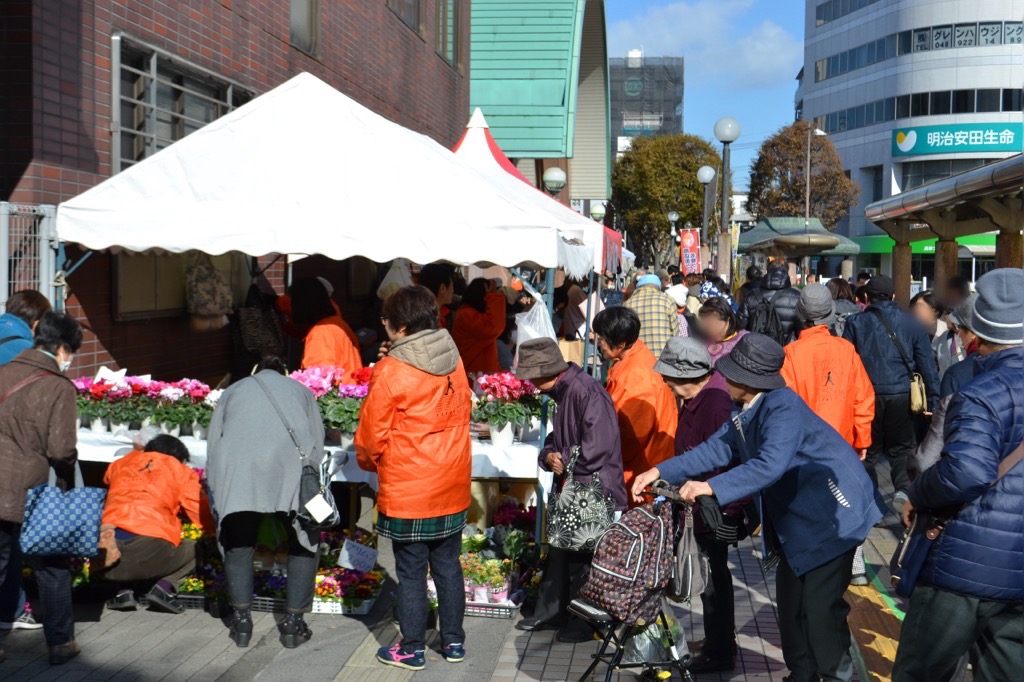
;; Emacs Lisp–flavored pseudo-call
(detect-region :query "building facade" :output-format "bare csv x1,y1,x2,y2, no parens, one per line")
609,51,685,162
1,0,470,380
797,0,1024,282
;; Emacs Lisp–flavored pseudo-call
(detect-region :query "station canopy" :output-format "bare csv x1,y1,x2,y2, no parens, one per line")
56,73,589,271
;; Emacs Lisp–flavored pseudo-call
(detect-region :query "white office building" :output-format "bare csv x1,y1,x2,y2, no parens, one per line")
797,0,1024,281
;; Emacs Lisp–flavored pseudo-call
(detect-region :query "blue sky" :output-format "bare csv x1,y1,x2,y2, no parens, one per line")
605,0,806,190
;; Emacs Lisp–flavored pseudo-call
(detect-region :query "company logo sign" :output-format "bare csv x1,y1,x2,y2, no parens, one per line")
624,78,643,97
892,123,1022,156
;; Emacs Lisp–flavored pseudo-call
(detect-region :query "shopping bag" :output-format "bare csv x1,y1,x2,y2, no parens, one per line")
620,597,690,665
377,258,414,300
21,465,106,558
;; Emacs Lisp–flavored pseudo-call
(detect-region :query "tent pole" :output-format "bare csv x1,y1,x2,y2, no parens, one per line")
582,270,596,377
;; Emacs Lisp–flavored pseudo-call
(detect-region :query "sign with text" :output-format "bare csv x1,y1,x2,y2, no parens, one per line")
892,123,1022,156
679,229,702,275
338,539,378,573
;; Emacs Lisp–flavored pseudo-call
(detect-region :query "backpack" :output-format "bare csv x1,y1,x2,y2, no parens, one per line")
748,291,786,346
577,501,673,625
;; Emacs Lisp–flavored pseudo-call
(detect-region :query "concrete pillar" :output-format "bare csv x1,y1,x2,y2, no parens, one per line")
996,230,1024,269
841,259,854,280
716,233,731,282
893,242,913,308
934,239,959,297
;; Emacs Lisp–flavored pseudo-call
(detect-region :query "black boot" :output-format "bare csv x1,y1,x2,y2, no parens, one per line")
230,607,253,648
278,613,312,649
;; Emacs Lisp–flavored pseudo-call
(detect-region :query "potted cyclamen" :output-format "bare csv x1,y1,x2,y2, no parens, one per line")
320,384,367,450
471,373,536,448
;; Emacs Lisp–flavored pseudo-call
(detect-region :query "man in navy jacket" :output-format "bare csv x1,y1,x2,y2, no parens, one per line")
893,268,1024,682
634,333,884,682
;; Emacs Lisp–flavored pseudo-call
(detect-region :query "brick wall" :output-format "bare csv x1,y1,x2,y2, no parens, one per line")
1,0,470,380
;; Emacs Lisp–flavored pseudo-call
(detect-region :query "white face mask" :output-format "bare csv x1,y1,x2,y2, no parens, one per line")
59,359,72,373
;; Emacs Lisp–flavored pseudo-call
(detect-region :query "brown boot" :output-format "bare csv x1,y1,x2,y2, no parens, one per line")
49,639,81,666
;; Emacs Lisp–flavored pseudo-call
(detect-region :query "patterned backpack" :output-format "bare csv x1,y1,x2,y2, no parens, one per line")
577,500,674,625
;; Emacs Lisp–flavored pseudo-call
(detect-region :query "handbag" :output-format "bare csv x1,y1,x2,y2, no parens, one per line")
21,464,107,557
254,374,341,531
869,308,928,414
545,445,616,552
891,437,1024,597
669,502,711,603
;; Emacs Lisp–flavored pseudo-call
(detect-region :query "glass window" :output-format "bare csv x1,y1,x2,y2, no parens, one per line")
815,58,828,82
827,112,838,133
829,54,840,76
866,40,876,64
913,28,931,51
1005,22,1023,44
387,0,421,33
875,99,885,123
840,0,850,16
1003,88,1023,112
837,110,848,132
436,0,461,67
875,37,886,61
978,22,1002,45
824,0,834,23
856,44,868,68
976,89,1000,112
897,31,912,55
289,0,319,55
869,165,884,202
886,34,897,58
930,91,951,115
932,25,953,49
953,89,975,113
911,93,929,117
865,101,875,126
896,95,910,118
839,51,848,74
954,23,977,47
852,105,864,129
816,4,826,27
884,97,896,121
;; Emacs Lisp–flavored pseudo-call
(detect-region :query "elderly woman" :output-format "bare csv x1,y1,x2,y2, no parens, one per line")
0,312,83,666
592,306,677,506
356,285,472,672
207,356,325,650
699,297,747,366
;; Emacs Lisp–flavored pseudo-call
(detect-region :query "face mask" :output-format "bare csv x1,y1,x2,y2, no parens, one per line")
59,359,72,373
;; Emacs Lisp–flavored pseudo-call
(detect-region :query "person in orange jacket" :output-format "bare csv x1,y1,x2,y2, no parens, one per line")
99,435,211,614
450,278,506,374
289,277,363,376
355,285,472,671
780,283,875,585
593,306,678,508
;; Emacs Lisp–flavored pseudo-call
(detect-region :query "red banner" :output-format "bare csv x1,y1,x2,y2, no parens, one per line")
679,229,702,275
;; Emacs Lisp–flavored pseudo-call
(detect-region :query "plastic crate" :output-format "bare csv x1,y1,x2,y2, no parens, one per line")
250,596,286,613
312,594,378,615
465,600,519,619
177,594,206,611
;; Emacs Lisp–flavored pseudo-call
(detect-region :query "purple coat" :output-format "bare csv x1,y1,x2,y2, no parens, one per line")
538,364,627,511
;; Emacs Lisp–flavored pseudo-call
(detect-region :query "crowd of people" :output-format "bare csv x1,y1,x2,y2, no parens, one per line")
0,260,1020,682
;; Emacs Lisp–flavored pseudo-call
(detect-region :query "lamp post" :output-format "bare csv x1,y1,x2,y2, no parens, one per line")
697,165,716,243
805,127,827,231
590,202,606,223
714,117,740,283
542,166,567,197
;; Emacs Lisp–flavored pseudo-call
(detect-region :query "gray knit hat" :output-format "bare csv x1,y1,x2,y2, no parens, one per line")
654,337,713,379
947,293,978,330
966,269,1024,345
796,283,836,327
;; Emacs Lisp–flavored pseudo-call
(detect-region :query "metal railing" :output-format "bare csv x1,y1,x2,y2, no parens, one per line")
1,202,58,312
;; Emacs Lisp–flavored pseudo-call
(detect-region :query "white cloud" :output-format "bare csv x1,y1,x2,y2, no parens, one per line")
607,0,803,91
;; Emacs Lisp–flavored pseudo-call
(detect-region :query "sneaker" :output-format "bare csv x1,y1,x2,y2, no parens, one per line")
105,590,139,611
145,584,185,614
376,643,425,670
851,574,870,586
892,491,910,517
0,611,44,630
442,643,465,663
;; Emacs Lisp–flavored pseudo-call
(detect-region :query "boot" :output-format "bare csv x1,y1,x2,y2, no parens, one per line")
278,613,312,649
229,607,253,648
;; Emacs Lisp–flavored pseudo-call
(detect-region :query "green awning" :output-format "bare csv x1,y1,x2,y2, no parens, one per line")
852,233,997,255
738,217,860,257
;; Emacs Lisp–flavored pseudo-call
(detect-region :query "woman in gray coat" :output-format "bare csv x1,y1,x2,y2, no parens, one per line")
206,357,326,649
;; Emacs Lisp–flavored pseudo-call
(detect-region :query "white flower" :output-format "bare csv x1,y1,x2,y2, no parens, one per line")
204,389,224,407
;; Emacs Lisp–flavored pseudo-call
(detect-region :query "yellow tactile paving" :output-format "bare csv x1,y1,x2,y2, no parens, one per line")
846,584,903,682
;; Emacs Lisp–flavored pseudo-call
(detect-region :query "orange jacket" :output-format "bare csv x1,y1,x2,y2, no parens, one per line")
354,348,472,519
102,450,210,546
302,315,363,376
780,324,875,449
450,293,506,373
605,340,679,507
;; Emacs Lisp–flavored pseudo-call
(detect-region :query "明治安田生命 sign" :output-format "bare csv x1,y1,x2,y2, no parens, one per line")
892,123,1023,156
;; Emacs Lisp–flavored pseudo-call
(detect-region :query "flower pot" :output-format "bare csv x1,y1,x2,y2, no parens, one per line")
109,422,130,437
339,431,355,451
89,417,109,434
465,580,475,601
488,586,509,604
160,422,181,437
192,422,207,440
324,428,341,445
472,586,489,603
179,422,193,437
141,417,153,429
489,421,515,448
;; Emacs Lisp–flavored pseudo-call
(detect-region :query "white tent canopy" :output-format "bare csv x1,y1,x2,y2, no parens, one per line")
453,108,602,274
56,73,581,270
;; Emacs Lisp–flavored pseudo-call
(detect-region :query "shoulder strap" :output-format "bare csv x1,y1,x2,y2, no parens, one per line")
0,371,49,405
252,373,308,461
0,335,23,346
869,308,913,374
997,439,1024,481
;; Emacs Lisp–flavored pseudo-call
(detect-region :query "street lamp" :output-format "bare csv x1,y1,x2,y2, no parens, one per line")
805,127,828,231
714,117,741,282
697,165,716,242
667,210,679,237
542,166,567,197
590,202,606,223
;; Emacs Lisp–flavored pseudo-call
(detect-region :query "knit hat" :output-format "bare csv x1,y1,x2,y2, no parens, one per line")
715,333,786,391
966,268,1024,345
947,293,977,330
637,274,662,289
654,337,713,379
865,274,894,299
796,283,835,327
664,284,690,308
515,337,569,380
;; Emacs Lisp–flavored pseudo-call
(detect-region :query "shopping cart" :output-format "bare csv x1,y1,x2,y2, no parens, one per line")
567,483,694,682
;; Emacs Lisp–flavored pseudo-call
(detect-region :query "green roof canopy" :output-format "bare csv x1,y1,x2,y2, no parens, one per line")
739,217,860,257
852,233,997,255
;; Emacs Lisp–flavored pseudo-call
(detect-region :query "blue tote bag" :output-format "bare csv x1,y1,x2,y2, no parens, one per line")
21,465,106,557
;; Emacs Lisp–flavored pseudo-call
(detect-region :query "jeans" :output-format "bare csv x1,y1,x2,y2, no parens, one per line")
866,393,916,494
893,583,1024,682
776,548,856,682
221,512,318,613
0,522,27,621
1,521,73,646
696,534,736,659
392,531,465,652
531,547,592,637
100,536,196,590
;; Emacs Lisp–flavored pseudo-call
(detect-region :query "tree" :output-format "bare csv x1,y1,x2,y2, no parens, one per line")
611,133,722,269
747,120,860,231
